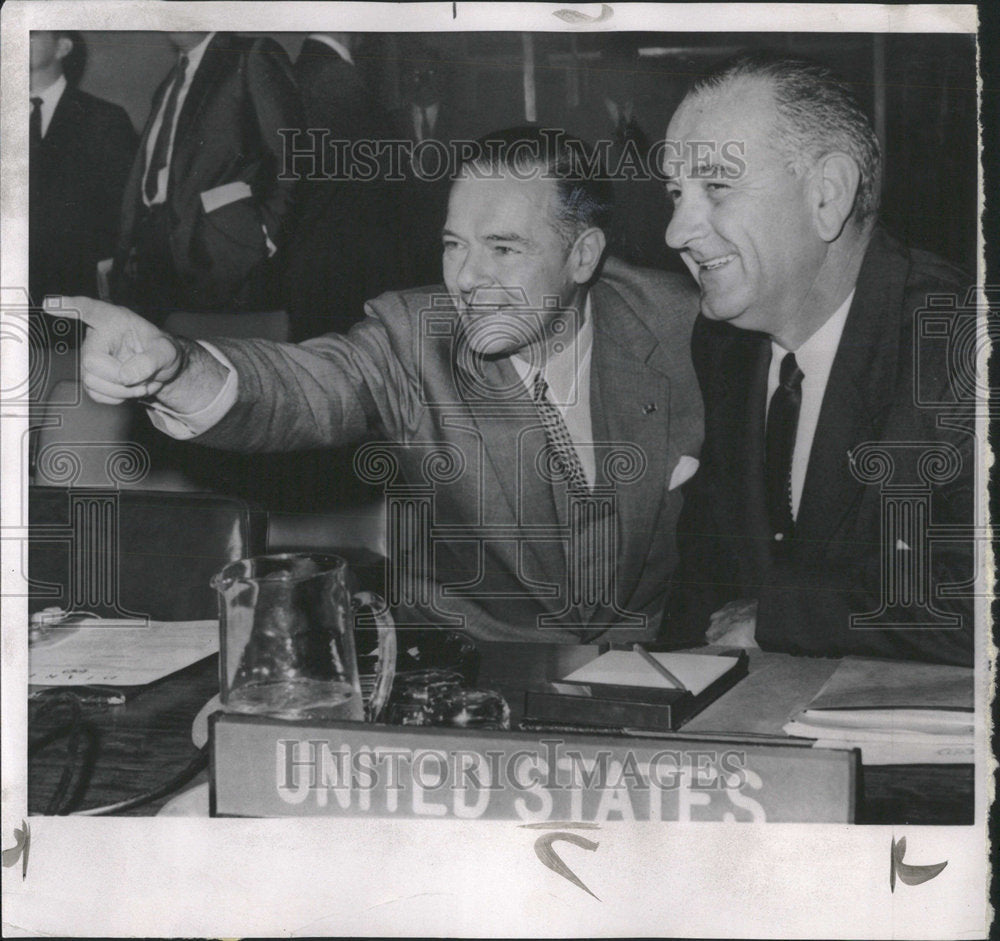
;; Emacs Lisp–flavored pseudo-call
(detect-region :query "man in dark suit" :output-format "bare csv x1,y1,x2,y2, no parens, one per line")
51,128,704,643
390,45,475,288
111,31,303,323
561,50,681,273
281,33,408,341
662,54,975,666
29,31,137,303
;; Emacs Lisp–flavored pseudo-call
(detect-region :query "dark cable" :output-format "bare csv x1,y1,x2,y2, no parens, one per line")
71,746,208,816
30,688,209,816
29,691,97,815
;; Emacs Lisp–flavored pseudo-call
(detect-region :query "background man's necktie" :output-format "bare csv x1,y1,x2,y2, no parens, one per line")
532,373,589,494
30,97,42,148
765,351,804,542
144,53,189,202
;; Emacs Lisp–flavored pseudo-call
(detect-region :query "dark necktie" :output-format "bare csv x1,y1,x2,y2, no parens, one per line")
533,373,589,494
764,351,804,542
144,53,188,202
417,106,429,142
30,97,42,148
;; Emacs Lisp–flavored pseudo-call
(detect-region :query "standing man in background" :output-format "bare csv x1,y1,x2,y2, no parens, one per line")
390,44,473,288
560,48,681,274
662,54,974,667
29,30,136,303
282,32,409,341
111,31,303,324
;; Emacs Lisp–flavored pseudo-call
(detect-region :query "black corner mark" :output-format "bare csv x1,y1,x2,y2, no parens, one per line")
890,835,947,893
2,819,30,879
523,823,601,900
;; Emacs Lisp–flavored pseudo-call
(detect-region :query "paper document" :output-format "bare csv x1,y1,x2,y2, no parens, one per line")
561,651,736,695
804,736,976,766
802,656,973,712
786,708,972,736
782,656,975,764
29,619,219,687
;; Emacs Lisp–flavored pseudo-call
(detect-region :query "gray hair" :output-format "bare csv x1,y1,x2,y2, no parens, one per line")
691,52,883,225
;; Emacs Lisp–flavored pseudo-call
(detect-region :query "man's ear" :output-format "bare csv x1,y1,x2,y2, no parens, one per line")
569,227,607,284
811,152,861,242
55,35,74,62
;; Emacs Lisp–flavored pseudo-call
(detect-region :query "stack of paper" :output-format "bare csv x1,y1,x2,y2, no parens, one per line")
782,657,975,765
526,650,748,731
29,619,219,688
557,650,738,695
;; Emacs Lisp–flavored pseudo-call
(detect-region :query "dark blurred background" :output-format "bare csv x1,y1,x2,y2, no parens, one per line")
73,30,978,271
29,29,978,517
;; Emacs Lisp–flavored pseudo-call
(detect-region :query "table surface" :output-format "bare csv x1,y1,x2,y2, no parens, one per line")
28,643,975,824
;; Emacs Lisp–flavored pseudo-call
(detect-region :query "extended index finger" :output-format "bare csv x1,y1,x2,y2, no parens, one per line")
42,295,123,330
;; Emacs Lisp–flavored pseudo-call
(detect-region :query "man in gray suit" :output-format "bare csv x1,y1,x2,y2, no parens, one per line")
50,128,703,643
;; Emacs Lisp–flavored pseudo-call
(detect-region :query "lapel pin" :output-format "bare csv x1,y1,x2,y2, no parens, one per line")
643,403,657,415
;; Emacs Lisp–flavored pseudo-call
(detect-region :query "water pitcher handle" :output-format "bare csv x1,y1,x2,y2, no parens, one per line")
352,590,396,721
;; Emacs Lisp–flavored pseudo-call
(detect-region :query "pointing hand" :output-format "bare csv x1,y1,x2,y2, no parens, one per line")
43,297,187,405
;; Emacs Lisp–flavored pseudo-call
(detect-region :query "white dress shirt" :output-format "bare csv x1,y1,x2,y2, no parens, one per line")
143,31,216,206
32,72,66,138
306,33,353,65
411,102,439,141
767,290,854,519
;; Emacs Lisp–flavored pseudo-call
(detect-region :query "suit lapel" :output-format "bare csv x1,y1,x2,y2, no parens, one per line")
170,33,232,185
738,335,773,574
118,75,170,251
41,87,79,151
794,230,907,549
589,279,672,589
451,340,562,587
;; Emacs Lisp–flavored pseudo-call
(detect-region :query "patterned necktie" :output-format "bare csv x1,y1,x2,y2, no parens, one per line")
144,53,188,202
533,373,589,494
765,351,805,542
30,97,42,148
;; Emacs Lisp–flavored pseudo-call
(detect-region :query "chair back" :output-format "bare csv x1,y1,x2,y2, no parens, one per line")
28,487,265,621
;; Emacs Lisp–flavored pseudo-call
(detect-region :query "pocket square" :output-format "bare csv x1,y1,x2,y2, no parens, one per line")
669,455,700,490
200,180,253,214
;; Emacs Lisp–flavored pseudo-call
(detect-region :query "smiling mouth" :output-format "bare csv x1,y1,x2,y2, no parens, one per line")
698,254,737,271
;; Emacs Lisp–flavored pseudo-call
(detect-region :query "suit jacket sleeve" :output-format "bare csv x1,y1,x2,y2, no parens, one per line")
245,38,303,248
192,291,423,453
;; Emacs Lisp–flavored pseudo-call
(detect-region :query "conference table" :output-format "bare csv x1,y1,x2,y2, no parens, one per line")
27,636,974,824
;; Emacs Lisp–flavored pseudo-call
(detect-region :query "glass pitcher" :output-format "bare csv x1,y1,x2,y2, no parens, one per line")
211,553,395,722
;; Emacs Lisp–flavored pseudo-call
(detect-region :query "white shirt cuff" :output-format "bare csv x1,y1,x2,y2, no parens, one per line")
146,341,238,439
